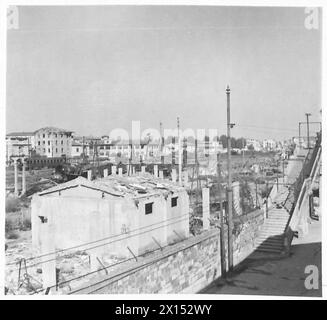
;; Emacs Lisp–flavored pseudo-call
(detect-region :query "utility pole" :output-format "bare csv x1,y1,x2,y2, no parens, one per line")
305,113,311,149
177,117,182,185
298,122,301,149
160,122,164,164
226,85,234,272
217,152,226,276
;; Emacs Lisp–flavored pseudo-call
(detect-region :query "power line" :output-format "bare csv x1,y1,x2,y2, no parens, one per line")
9,215,190,272
29,216,190,295
6,212,189,266
236,124,298,133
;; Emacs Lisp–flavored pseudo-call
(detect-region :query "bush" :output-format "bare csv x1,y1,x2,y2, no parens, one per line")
5,216,18,233
20,216,31,231
19,208,31,231
6,230,19,240
5,198,20,213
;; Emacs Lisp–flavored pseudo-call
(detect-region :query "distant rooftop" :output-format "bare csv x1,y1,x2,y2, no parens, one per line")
34,126,73,134
6,132,34,137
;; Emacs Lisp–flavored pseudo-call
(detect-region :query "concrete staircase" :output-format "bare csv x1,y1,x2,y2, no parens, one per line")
255,186,290,253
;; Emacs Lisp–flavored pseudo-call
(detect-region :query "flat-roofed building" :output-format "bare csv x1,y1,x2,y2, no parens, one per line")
34,127,73,158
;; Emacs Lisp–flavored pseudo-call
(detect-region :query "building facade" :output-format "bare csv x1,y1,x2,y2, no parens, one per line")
34,127,73,158
6,132,35,163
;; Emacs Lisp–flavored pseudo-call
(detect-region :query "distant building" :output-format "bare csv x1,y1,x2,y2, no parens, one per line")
34,127,73,158
262,139,277,151
6,132,35,163
246,138,262,152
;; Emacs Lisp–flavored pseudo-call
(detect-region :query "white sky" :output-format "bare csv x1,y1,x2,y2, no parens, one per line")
6,5,322,140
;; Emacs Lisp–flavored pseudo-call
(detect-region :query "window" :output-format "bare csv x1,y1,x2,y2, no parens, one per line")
76,148,79,152
48,148,50,153
43,140,45,145
48,141,50,145
61,148,63,152
56,148,58,153
38,141,40,146
171,197,178,207
43,134,45,138
61,140,63,145
145,202,153,215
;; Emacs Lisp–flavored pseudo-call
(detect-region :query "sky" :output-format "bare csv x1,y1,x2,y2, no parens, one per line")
6,6,322,140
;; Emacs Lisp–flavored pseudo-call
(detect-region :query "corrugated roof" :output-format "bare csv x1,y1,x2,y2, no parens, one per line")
38,174,184,199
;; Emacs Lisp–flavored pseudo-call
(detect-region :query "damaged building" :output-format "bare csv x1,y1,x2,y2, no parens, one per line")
31,174,190,259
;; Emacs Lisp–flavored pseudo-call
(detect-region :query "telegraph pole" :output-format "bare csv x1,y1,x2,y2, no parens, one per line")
305,113,311,149
226,85,234,272
217,152,226,276
177,117,182,185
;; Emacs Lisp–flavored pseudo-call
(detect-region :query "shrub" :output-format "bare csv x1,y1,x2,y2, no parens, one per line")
6,230,19,240
5,198,20,213
5,216,18,233
20,216,31,231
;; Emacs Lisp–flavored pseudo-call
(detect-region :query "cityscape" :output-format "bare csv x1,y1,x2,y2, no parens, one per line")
4,5,323,299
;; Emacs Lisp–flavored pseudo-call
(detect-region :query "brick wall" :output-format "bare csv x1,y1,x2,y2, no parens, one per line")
71,210,264,294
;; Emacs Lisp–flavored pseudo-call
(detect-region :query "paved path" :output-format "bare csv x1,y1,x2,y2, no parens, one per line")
202,217,322,297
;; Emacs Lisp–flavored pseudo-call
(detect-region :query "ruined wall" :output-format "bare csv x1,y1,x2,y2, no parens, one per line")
71,209,265,294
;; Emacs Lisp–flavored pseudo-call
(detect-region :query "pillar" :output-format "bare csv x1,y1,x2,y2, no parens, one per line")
202,187,210,230
88,211,103,272
22,160,26,195
111,165,117,176
118,167,123,176
171,168,177,183
183,170,188,187
87,170,92,181
141,166,146,174
159,170,164,179
154,164,158,178
132,166,136,175
103,168,108,177
41,223,56,290
14,159,18,197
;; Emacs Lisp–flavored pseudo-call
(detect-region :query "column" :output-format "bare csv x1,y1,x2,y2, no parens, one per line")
111,165,117,176
202,187,210,230
22,160,26,195
41,223,56,290
159,170,164,179
171,168,177,183
141,166,146,174
14,159,18,197
103,168,108,177
153,165,158,178
118,167,123,176
183,171,188,187
87,170,92,181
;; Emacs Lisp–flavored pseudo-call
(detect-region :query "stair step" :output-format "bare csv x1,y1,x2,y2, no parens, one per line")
256,236,284,242
259,232,284,236
256,247,282,253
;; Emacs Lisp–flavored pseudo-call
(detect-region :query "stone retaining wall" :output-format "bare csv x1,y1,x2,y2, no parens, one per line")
71,210,265,294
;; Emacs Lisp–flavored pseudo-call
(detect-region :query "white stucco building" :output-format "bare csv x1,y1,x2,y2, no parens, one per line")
31,174,190,258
